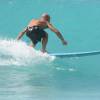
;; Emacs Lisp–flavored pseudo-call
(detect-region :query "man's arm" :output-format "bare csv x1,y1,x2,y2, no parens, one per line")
17,28,28,40
47,22,67,45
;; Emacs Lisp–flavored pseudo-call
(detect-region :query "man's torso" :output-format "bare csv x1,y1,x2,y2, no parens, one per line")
28,19,48,29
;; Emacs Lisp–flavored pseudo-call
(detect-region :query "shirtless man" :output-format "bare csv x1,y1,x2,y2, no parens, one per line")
17,13,67,52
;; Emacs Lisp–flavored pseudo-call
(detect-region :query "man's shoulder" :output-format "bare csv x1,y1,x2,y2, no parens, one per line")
46,21,52,26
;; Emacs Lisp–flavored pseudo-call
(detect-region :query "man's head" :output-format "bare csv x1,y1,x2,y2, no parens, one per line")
41,13,50,22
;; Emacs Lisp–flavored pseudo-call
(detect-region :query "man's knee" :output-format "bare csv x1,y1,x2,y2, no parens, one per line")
45,32,48,38
43,32,48,40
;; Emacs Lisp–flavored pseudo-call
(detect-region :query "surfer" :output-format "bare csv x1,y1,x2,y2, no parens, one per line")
17,13,67,53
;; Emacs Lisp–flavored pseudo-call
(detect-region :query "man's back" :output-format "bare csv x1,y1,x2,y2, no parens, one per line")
28,19,48,29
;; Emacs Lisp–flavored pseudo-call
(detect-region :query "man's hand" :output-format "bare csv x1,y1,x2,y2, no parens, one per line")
62,40,67,45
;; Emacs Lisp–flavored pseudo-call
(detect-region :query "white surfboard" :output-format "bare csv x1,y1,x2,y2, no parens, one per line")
49,51,100,58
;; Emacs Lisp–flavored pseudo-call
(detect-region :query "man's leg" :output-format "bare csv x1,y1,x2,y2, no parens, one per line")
30,40,38,48
30,42,35,47
41,33,48,53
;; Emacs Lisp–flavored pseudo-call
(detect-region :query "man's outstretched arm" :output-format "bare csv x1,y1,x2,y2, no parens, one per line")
17,28,27,40
47,22,67,45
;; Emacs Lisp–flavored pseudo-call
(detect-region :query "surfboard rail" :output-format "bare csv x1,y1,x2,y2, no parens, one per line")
49,51,100,58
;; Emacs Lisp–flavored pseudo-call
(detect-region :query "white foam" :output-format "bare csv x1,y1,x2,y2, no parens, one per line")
68,68,77,72
0,39,55,66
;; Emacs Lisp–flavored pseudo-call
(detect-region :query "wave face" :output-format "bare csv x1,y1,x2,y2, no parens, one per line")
0,39,100,100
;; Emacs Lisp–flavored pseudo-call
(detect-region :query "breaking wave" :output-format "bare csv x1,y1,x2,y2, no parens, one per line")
0,39,55,66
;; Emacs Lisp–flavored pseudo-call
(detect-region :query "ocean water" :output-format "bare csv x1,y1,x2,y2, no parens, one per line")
0,0,100,100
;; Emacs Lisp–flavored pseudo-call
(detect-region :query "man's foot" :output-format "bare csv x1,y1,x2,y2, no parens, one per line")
29,43,35,48
41,49,48,53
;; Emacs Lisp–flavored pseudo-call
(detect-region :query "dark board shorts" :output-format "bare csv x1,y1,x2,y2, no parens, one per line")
26,26,47,45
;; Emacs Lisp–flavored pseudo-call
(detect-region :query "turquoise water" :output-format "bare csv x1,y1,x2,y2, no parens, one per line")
0,0,100,100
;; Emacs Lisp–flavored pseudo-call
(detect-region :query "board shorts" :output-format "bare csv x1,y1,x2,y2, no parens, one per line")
26,26,47,45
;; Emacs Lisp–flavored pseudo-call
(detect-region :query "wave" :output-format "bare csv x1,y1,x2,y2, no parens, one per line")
0,39,55,66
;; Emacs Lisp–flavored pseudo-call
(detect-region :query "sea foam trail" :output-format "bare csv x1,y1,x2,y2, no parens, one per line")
0,39,55,66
